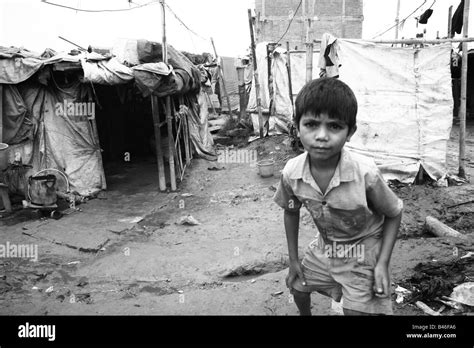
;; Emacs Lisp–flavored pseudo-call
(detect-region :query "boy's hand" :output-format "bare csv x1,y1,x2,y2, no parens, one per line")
286,260,306,293
373,262,390,298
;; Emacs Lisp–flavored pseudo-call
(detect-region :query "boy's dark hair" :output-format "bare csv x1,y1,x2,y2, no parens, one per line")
294,77,358,130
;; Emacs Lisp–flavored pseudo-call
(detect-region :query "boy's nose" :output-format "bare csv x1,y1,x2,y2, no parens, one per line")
315,127,329,141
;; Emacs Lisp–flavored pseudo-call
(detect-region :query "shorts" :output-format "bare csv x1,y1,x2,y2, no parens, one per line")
291,233,393,315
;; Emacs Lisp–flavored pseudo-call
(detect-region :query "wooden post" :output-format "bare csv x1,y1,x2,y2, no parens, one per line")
286,42,294,117
305,18,313,83
341,0,346,38
395,0,401,40
211,38,233,117
248,9,264,138
236,66,246,121
151,96,167,191
448,5,453,38
166,97,176,190
459,0,470,179
160,0,176,190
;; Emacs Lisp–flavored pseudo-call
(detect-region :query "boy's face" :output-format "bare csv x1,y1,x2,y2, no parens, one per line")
298,112,356,164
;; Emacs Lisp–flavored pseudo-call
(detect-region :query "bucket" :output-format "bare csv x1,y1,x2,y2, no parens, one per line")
257,159,275,178
0,143,9,171
28,174,57,206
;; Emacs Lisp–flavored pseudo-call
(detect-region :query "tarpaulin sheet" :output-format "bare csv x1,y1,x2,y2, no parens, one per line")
1,84,33,144
18,81,105,196
338,39,453,183
81,57,134,85
187,90,217,161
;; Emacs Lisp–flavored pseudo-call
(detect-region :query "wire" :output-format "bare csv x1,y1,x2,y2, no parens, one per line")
372,0,428,39
275,0,303,45
41,0,158,13
164,2,208,41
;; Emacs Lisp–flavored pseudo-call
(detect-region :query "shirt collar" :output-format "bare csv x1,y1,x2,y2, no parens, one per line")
288,148,355,184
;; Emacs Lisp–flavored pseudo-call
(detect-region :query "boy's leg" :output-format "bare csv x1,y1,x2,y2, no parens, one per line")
292,289,312,316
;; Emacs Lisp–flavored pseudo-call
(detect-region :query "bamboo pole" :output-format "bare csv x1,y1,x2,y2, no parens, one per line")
236,66,246,121
248,9,264,138
286,42,295,117
211,38,233,117
90,113,107,190
395,0,401,40
448,5,453,38
459,0,470,179
160,0,176,190
305,18,313,83
151,96,166,191
165,98,176,190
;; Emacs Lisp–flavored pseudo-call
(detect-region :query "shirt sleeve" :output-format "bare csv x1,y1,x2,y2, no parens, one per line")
366,168,403,218
273,172,302,212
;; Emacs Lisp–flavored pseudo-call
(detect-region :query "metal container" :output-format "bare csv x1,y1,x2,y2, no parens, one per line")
28,174,57,206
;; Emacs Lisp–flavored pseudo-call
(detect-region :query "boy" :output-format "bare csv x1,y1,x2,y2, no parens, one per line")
274,78,403,315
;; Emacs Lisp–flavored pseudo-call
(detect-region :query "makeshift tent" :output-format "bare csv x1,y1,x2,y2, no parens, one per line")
0,41,216,197
247,39,453,183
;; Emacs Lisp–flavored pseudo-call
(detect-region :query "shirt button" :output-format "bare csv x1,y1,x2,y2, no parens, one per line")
322,201,327,205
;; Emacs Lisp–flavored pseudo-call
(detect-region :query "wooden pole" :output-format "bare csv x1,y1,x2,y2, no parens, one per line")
459,0,470,179
305,18,313,83
286,42,294,117
160,0,176,190
160,0,167,62
236,66,246,121
179,96,191,166
166,98,176,191
211,38,233,117
395,0,401,40
151,96,167,191
448,5,453,38
248,9,264,138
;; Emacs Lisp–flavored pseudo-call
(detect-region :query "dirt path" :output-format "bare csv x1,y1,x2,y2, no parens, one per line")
0,124,473,315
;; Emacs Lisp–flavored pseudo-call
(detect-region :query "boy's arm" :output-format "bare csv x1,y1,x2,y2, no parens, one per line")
373,211,402,297
284,209,306,288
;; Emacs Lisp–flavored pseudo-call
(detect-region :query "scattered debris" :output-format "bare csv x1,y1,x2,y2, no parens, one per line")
177,290,184,294
395,285,412,304
181,193,193,197
45,286,54,293
269,185,277,192
118,216,144,224
448,282,474,306
67,261,81,265
425,216,468,240
31,286,39,290
271,291,284,297
415,301,443,316
176,215,201,226
250,279,256,283
446,174,469,186
208,166,225,171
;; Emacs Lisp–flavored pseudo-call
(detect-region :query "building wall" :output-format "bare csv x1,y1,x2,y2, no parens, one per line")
255,0,363,50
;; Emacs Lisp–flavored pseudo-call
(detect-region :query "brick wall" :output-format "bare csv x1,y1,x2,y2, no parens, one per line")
255,0,363,49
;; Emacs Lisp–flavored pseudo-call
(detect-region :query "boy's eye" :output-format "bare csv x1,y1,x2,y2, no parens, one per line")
304,121,318,128
329,123,343,130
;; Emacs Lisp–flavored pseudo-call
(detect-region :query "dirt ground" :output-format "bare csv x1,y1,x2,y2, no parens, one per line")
0,121,473,316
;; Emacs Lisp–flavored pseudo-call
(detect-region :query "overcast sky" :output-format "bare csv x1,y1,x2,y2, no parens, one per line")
0,0,469,57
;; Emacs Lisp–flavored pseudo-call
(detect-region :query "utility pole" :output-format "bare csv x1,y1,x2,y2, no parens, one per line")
305,18,313,83
248,9,264,138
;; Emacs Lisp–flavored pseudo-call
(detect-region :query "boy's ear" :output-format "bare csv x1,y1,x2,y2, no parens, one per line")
346,125,357,142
